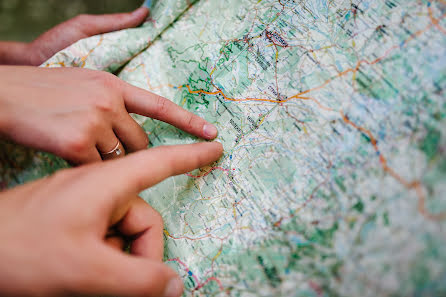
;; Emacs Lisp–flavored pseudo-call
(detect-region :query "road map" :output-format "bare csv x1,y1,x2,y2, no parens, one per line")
1,0,446,296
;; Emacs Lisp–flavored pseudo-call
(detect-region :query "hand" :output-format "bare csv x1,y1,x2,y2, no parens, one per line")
0,142,223,297
0,66,218,164
0,7,149,66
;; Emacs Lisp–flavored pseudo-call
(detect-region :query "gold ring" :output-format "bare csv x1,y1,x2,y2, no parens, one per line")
100,141,124,160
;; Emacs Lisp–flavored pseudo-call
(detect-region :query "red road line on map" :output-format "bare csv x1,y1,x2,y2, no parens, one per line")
167,258,225,292
309,281,324,297
274,161,333,227
186,166,229,178
167,258,201,288
197,276,224,291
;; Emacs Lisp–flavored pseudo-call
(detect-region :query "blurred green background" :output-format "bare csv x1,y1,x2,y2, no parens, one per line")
0,0,143,42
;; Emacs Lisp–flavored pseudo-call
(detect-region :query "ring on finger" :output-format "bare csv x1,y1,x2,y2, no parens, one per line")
100,140,125,160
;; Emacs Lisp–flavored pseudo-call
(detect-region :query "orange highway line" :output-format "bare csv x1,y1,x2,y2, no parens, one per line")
290,14,445,100
80,35,104,67
183,42,399,108
45,61,66,68
185,84,280,103
182,12,445,221
184,84,329,109
428,6,446,34
341,111,446,221
179,12,442,108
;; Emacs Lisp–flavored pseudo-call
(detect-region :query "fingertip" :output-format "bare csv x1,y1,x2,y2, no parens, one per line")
92,250,183,297
211,141,224,156
163,277,184,297
131,6,150,19
141,261,183,297
200,141,224,162
203,123,218,139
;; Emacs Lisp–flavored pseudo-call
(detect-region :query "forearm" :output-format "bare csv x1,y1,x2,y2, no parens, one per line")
0,42,31,65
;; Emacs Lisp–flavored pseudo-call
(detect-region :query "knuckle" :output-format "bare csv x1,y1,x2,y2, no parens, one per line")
65,132,91,155
85,110,104,132
154,95,169,118
92,71,119,90
89,73,122,114
185,114,198,131
94,96,117,114
101,73,120,89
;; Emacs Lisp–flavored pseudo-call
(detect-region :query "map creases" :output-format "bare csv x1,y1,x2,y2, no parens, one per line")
2,0,446,296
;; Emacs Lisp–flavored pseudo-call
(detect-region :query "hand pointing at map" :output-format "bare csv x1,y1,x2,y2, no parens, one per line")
0,66,218,164
0,142,223,297
0,5,219,165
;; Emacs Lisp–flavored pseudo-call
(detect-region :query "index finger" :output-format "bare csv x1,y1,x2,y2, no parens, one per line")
122,82,218,140
95,142,223,208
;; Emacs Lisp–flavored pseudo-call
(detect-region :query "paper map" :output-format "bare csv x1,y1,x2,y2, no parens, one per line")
1,0,446,296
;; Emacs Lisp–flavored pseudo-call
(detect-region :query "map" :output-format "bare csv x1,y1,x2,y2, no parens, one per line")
1,0,446,296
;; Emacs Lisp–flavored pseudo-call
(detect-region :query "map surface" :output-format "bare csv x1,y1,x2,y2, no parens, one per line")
1,0,446,296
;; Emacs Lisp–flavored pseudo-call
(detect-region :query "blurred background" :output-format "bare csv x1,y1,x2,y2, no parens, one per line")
0,0,143,42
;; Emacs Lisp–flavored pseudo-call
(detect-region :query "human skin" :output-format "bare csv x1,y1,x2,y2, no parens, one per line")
0,142,224,297
0,66,218,164
0,6,219,164
0,7,151,66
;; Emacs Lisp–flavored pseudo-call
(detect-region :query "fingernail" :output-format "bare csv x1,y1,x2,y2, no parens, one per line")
203,124,218,139
163,277,183,297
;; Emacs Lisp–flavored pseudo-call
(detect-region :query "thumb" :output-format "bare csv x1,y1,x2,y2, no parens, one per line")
85,247,184,297
75,7,150,36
